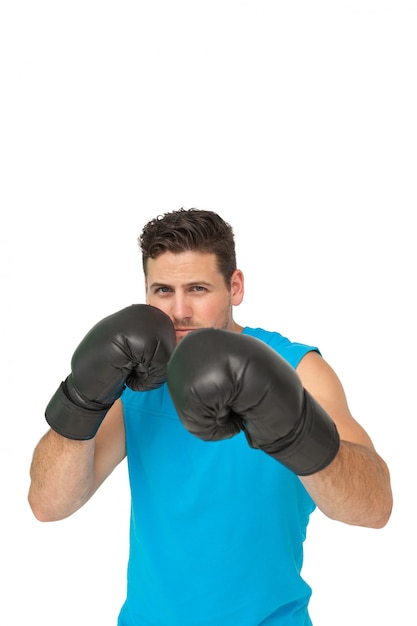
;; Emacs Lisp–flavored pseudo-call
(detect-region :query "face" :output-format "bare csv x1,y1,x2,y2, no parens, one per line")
145,251,244,343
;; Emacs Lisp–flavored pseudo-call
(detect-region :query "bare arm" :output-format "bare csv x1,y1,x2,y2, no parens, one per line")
28,400,126,522
296,351,393,528
28,304,175,522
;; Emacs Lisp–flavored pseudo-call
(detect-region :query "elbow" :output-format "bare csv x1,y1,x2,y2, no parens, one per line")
30,510,56,523
371,470,394,529
320,489,394,529
369,497,394,530
371,517,390,530
354,491,394,530
27,490,67,523
365,515,391,530
27,496,52,523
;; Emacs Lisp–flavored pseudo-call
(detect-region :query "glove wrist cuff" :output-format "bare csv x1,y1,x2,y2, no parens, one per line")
45,379,110,440
264,390,340,476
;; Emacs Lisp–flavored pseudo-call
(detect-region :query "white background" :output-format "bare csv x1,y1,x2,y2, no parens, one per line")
1,1,415,624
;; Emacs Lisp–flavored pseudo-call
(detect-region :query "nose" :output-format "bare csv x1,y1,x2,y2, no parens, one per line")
170,293,192,323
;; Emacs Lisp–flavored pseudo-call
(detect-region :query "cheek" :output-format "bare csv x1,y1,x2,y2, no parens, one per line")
146,296,168,315
207,298,232,326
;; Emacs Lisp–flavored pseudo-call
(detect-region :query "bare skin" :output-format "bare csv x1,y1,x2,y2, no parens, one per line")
28,250,393,528
297,351,392,527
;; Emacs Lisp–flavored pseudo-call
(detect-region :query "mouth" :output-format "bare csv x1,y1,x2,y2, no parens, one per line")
175,328,195,340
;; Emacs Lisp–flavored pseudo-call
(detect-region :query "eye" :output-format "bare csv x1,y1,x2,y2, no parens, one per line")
156,286,172,294
191,285,206,292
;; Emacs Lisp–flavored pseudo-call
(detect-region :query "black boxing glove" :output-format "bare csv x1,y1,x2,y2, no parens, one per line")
167,328,340,476
45,304,176,440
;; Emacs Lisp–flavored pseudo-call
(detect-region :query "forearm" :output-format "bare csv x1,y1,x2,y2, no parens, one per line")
28,429,96,522
300,441,393,528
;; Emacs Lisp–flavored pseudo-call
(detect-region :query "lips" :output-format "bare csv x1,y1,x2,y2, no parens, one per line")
175,328,197,341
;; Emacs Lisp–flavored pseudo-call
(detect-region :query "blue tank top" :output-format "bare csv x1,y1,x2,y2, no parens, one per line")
118,327,319,626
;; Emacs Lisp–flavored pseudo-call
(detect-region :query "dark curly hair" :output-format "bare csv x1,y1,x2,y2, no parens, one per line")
139,208,237,288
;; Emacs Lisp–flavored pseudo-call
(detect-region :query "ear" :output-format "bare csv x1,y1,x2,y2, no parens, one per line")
230,269,244,306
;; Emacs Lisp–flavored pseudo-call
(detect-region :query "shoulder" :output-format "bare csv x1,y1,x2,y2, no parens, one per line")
243,326,320,369
296,351,375,445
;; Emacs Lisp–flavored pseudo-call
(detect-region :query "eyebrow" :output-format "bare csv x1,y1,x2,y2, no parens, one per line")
148,280,214,290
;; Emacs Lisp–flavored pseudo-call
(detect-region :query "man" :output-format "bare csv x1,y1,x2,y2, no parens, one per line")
28,208,392,625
